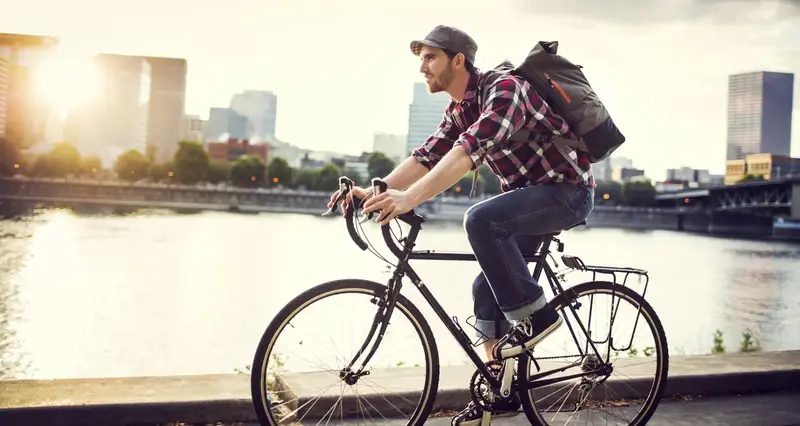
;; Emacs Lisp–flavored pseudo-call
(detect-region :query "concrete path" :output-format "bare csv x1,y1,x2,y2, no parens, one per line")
421,392,800,426
2,351,799,426
156,392,800,425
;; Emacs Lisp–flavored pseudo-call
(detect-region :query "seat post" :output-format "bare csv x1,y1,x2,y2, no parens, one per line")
531,234,554,282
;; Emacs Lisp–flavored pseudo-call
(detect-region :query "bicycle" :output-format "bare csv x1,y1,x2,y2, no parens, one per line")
250,176,669,426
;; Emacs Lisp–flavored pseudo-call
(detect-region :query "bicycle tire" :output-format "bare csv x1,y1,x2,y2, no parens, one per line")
518,281,669,426
250,278,440,426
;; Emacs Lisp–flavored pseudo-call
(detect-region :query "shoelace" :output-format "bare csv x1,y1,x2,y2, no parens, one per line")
514,316,534,337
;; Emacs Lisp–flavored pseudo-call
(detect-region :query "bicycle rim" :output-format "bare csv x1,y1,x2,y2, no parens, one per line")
250,279,440,426
519,281,669,426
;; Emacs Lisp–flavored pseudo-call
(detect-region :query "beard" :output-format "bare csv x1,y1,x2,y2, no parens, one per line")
426,67,454,94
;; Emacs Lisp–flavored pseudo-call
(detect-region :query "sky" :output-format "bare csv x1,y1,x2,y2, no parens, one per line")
2,0,799,180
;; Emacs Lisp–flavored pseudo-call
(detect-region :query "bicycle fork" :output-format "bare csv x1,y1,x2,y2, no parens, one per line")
342,276,402,378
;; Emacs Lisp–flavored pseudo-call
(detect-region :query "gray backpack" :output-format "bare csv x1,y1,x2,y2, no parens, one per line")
480,41,625,163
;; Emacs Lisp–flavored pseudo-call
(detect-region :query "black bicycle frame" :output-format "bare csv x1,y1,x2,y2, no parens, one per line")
336,177,608,392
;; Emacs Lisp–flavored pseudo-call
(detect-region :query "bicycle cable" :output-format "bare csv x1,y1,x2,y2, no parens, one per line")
350,195,398,268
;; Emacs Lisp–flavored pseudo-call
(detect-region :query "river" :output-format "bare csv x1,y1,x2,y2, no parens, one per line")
1,207,799,380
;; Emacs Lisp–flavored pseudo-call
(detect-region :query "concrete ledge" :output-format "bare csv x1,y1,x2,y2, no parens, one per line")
1,351,799,425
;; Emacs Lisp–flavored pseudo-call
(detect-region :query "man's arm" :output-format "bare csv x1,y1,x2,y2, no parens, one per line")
382,109,461,190
405,77,529,205
383,156,430,190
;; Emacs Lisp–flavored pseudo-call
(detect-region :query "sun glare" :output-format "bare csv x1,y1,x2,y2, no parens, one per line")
32,49,101,116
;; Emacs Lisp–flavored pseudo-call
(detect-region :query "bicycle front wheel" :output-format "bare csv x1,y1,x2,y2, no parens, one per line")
518,281,669,426
250,279,440,426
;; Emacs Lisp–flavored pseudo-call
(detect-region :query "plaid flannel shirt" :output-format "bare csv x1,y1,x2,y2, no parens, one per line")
412,71,595,196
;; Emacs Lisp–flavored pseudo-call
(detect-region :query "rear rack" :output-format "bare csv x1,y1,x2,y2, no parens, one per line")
559,254,651,354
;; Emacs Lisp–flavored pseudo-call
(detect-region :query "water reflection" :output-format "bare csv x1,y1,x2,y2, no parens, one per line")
722,245,800,352
0,208,798,380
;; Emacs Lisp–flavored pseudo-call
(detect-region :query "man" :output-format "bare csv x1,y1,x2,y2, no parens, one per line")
327,25,595,425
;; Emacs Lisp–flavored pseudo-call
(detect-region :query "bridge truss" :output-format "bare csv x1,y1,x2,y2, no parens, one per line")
712,182,792,212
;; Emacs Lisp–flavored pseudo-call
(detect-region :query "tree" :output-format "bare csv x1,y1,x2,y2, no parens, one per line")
207,160,231,184
738,174,765,183
115,149,151,182
622,178,656,207
293,169,316,190
267,157,293,187
477,165,501,196
34,142,82,178
80,156,102,177
0,138,23,177
595,180,624,205
446,172,474,197
149,162,175,183
313,163,342,191
230,155,266,188
173,140,210,184
366,152,395,181
343,167,364,186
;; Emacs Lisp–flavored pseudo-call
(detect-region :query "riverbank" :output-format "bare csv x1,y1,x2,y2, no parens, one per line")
1,351,799,426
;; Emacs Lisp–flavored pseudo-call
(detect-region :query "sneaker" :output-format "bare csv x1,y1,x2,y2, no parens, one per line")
451,395,521,426
493,305,563,359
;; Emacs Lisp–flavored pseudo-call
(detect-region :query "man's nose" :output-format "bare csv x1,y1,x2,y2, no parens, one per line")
419,62,427,74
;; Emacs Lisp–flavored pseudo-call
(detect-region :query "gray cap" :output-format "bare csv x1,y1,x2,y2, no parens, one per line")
410,25,478,66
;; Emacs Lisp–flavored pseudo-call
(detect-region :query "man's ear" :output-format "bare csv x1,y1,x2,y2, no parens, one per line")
455,52,465,69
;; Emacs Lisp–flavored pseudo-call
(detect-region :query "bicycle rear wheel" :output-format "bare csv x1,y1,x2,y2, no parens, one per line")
250,279,440,426
518,281,669,426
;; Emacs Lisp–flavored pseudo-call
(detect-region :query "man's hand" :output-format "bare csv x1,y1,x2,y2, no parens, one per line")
327,185,371,213
362,189,418,226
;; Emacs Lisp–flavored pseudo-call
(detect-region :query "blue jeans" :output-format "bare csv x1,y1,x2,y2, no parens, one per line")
463,183,594,339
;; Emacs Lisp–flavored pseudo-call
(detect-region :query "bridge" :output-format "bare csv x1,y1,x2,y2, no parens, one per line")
653,177,800,219
0,177,452,217
1,176,799,239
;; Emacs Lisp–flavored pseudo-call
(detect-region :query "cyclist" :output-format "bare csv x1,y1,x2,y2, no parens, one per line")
327,24,595,425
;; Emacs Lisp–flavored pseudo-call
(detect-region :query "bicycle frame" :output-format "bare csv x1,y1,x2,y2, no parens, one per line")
331,177,615,393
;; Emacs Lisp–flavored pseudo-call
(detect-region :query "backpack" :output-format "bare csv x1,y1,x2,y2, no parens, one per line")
479,41,626,163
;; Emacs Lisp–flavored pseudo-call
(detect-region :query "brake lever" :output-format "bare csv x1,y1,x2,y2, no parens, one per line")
322,176,355,216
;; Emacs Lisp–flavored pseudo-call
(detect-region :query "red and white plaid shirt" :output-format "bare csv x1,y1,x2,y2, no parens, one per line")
412,71,595,195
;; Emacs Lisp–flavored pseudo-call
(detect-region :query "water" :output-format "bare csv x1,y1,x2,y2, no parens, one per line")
1,208,799,380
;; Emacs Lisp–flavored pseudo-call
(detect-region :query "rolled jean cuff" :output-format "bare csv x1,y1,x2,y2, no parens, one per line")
474,319,514,339
503,293,547,322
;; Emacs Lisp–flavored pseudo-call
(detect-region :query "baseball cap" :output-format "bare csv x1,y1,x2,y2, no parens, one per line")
410,25,478,65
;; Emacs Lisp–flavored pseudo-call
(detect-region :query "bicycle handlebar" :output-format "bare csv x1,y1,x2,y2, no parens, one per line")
322,176,423,259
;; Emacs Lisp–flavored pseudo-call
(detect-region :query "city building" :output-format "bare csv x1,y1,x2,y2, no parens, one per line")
372,132,406,165
140,56,187,163
724,153,800,185
182,114,205,142
0,33,58,149
593,156,634,182
0,47,8,139
229,90,277,141
204,107,247,141
726,71,794,161
64,54,151,168
206,138,268,163
612,167,645,181
406,82,451,155
666,167,712,185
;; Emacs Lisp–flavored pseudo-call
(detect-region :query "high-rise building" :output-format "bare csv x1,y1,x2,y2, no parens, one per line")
182,114,205,142
406,82,451,155
230,90,277,141
65,54,151,167
726,71,794,161
0,47,9,139
140,56,187,163
204,107,247,141
0,33,58,148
